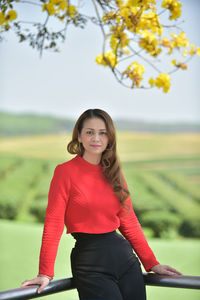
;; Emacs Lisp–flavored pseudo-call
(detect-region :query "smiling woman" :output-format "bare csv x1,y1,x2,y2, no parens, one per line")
67,108,130,205
21,108,182,300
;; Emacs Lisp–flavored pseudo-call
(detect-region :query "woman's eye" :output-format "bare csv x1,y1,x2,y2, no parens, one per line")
100,132,107,135
86,131,92,135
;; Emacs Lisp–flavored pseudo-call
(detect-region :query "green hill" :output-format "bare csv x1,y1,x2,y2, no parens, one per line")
0,111,200,136
0,111,74,136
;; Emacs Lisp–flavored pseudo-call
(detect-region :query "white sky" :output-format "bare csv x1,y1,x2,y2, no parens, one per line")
0,0,200,122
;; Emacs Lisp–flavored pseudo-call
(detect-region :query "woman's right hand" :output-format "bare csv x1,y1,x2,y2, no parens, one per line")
21,276,50,294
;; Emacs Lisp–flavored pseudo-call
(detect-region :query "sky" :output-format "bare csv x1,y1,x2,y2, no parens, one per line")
0,0,200,123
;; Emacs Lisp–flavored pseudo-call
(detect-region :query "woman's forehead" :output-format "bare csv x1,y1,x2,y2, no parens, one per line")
82,118,106,129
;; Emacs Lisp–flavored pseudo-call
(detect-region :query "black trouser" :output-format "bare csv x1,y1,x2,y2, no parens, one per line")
70,230,146,300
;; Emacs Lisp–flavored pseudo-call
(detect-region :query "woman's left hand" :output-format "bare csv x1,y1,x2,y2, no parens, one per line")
150,264,183,276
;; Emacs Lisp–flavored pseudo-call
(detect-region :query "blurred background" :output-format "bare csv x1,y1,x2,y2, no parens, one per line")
0,0,200,299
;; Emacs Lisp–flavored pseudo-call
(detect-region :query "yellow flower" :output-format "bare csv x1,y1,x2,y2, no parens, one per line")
115,0,124,7
149,77,155,86
162,0,182,20
50,0,61,5
139,30,161,56
182,50,187,57
155,73,171,93
137,12,163,35
196,47,200,56
123,62,145,88
110,36,118,51
161,36,170,48
171,59,176,66
5,10,18,22
127,0,142,6
132,62,145,75
95,54,104,65
58,1,68,10
170,32,189,52
43,3,56,15
102,11,116,23
177,62,187,70
68,5,76,18
120,7,130,19
95,51,118,68
188,43,195,55
150,73,171,92
172,60,187,70
127,0,156,9
0,12,5,25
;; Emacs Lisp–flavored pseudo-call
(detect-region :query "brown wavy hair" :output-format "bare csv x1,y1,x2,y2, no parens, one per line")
67,109,130,208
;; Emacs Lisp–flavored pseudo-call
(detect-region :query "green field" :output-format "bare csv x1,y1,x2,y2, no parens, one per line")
0,132,200,298
0,132,200,238
0,219,200,300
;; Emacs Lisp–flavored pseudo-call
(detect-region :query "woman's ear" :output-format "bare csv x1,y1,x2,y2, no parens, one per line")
78,134,81,143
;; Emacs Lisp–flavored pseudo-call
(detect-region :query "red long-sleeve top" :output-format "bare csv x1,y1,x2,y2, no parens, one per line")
39,155,159,277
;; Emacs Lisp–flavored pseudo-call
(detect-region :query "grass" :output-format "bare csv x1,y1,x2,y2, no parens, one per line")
0,219,200,300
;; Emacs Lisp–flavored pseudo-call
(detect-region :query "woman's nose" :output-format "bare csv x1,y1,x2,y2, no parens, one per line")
92,133,100,141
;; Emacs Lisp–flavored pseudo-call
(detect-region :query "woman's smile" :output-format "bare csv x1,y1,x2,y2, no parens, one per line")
90,144,101,148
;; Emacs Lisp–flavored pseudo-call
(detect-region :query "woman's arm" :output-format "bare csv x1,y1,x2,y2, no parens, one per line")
118,174,182,275
38,164,70,277
118,195,160,272
21,164,70,293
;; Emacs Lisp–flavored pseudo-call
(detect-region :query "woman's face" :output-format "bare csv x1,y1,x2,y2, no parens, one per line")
78,117,109,159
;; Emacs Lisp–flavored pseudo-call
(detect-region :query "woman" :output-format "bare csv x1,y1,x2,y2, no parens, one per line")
21,109,182,300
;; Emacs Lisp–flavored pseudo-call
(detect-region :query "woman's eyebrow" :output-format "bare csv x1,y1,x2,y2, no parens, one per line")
85,128,107,131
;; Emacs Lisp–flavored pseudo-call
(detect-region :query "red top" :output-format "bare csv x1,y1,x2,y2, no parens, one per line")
39,155,159,277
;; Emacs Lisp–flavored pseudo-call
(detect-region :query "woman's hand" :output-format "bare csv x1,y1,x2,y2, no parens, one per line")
21,276,50,294
150,264,183,276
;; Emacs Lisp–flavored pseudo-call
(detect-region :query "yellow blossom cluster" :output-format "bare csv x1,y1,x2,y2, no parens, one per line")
182,45,200,56
137,12,163,36
171,59,187,70
127,0,156,10
160,32,189,55
162,0,182,20
183,45,200,57
103,1,158,33
149,73,171,93
187,44,200,56
119,6,143,30
109,26,130,52
139,30,161,56
95,51,118,68
161,33,200,57
0,10,17,29
122,62,145,88
42,0,76,18
171,32,188,48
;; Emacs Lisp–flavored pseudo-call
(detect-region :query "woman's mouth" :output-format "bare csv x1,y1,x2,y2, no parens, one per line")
91,145,101,148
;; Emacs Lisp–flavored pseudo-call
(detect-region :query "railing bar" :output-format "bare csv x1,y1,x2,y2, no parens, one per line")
0,275,200,300
143,274,200,290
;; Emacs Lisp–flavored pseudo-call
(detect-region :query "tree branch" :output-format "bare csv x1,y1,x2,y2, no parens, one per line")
128,45,162,73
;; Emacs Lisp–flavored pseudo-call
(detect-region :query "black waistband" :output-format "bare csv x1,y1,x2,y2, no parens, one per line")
71,230,117,240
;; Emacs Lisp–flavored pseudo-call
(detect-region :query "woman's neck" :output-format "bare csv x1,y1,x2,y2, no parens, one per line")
82,153,101,165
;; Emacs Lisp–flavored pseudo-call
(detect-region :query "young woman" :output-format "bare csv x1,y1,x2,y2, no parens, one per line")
21,109,182,300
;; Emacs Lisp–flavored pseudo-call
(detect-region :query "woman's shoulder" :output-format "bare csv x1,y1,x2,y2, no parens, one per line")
55,155,78,171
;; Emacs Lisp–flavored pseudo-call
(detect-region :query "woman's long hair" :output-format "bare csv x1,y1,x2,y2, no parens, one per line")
67,109,130,208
